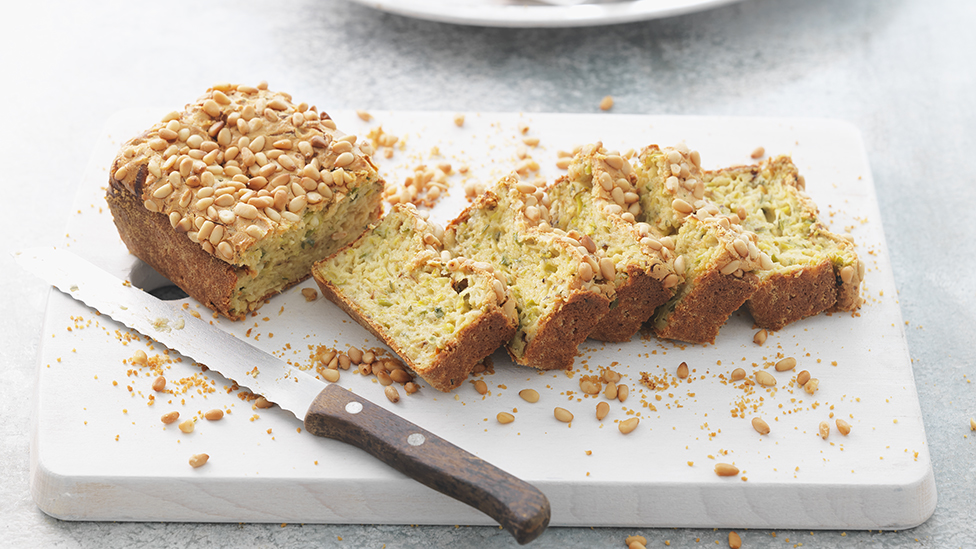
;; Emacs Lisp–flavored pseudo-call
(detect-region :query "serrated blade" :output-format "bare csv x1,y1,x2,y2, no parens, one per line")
17,247,323,418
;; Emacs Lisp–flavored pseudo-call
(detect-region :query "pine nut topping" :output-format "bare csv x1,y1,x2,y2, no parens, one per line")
714,463,739,477
751,417,770,435
775,357,797,372
836,419,852,435
819,421,830,439
161,411,180,424
205,409,224,421
677,362,689,379
596,401,610,421
754,371,776,387
189,453,209,468
618,417,639,434
497,412,515,424
796,370,811,386
519,389,540,403
554,407,574,423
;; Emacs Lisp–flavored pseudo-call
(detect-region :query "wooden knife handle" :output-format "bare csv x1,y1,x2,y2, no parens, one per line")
304,384,550,545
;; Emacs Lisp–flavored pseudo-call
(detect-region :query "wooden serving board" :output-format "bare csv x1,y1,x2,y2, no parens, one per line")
31,110,935,529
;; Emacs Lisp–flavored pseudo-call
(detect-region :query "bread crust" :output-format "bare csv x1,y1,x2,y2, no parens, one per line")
517,289,610,370
314,272,516,392
654,270,759,345
590,263,671,342
747,258,836,330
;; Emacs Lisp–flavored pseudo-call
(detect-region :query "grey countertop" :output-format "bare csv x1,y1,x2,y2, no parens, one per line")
3,0,974,547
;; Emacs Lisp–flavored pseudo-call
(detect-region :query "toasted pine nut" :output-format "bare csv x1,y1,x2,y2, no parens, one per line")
596,401,610,421
752,417,770,435
204,409,224,421
617,384,629,403
599,95,614,111
132,350,148,366
323,368,340,383
836,419,852,435
376,370,393,386
554,407,574,423
714,463,739,477
389,369,412,384
347,346,363,364
618,417,640,434
179,419,195,433
729,530,742,549
804,378,820,395
971,418,976,431
677,362,689,379
775,357,797,372
519,388,540,403
603,382,618,400
152,376,166,392
730,368,746,381
404,382,420,394
819,421,830,439
188,453,209,468
255,396,273,409
497,412,515,424
628,543,646,549
754,329,768,345
754,370,776,387
161,411,180,424
472,379,488,395
625,536,647,547
796,370,811,386
750,146,765,159
384,385,400,403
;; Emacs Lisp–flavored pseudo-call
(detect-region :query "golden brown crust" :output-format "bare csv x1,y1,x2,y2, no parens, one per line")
314,273,516,392
654,270,759,345
516,289,610,370
590,263,671,342
747,259,836,330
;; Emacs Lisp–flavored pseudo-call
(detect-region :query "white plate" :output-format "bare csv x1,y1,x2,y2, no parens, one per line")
31,110,935,530
348,0,745,28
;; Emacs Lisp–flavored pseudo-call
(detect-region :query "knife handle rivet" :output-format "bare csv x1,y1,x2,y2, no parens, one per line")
345,402,364,415
407,433,426,447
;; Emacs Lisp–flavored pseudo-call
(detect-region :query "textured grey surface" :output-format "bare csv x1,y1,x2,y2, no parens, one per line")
2,0,974,547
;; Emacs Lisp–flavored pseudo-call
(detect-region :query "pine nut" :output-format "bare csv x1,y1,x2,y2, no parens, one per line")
970,418,976,431
796,370,811,386
730,368,746,381
628,543,646,549
152,376,166,392
204,409,224,421
554,407,574,423
132,350,148,366
618,417,639,434
390,369,412,384
473,380,488,395
161,411,180,424
179,419,195,433
617,384,629,402
836,419,852,435
519,389,540,403
497,412,515,424
751,417,770,435
384,385,400,403
596,401,610,421
338,354,352,370
323,369,340,383
376,370,393,386
404,382,420,394
189,453,209,468
603,382,618,400
255,396,273,409
819,421,830,439
599,95,614,111
729,530,742,549
754,329,767,345
754,371,776,387
804,378,820,395
775,357,797,372
580,379,601,395
714,463,739,477
625,536,647,547
677,362,689,379
347,347,363,364
750,146,765,159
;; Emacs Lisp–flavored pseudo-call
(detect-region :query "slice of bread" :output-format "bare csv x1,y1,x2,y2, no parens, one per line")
547,144,677,342
702,156,863,329
107,83,383,319
445,175,613,370
635,145,765,344
312,204,518,391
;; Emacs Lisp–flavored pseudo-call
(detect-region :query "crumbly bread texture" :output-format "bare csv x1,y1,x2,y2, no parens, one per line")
312,204,517,392
635,145,765,344
702,156,863,329
445,175,613,370
107,83,383,319
547,144,677,342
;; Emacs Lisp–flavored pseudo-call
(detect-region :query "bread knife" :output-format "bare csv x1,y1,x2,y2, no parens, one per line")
17,247,550,545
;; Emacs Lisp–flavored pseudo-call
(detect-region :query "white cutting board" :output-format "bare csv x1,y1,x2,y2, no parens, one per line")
31,110,935,529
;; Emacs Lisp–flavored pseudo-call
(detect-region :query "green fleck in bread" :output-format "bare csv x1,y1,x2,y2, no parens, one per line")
636,145,765,344
702,155,863,329
445,175,613,370
107,83,384,320
547,143,677,342
312,204,518,391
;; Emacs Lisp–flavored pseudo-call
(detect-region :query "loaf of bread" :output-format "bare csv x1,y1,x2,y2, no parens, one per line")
635,145,765,344
702,156,863,329
312,204,517,391
546,143,677,342
445,175,613,370
106,83,384,320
